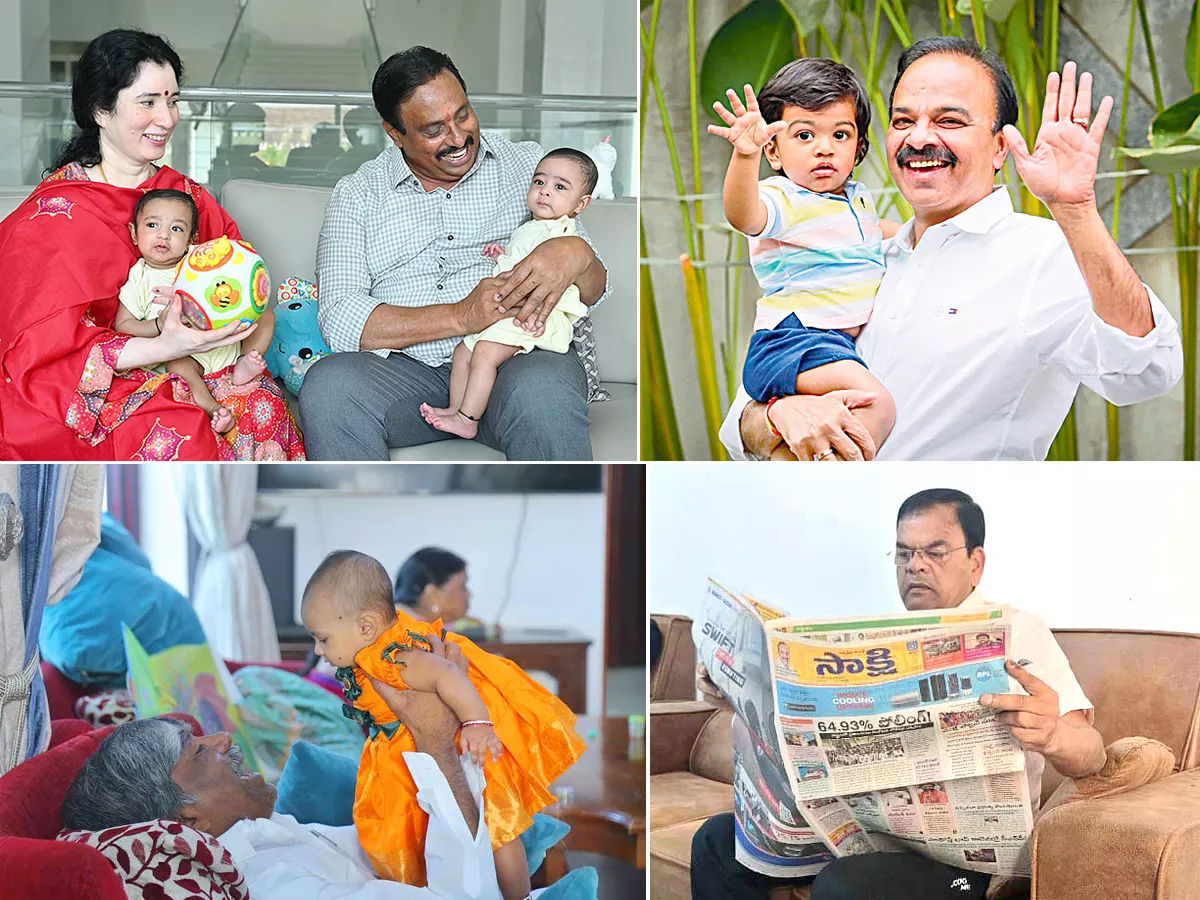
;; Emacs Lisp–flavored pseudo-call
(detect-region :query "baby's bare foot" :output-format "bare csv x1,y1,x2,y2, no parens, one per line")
420,402,457,424
210,406,235,434
427,409,479,439
232,349,267,385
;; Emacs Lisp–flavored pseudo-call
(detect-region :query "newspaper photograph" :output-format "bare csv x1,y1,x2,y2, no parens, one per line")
694,578,1036,877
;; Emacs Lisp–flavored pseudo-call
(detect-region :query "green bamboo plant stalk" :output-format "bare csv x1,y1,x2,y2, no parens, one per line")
1135,0,1195,459
1105,4,1138,460
641,222,685,459
639,0,684,459
682,254,728,458
968,0,988,49
687,0,710,296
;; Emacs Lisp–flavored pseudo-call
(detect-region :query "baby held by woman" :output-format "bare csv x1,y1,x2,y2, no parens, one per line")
113,188,274,433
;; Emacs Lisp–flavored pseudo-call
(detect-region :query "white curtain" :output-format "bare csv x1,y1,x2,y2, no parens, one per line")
178,465,280,662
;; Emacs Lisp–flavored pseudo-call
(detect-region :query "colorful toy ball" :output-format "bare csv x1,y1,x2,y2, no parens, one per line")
173,235,270,331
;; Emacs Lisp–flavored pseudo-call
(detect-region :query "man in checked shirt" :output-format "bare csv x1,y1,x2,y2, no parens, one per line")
301,46,610,460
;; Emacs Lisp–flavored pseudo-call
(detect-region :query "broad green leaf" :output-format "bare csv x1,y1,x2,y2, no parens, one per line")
1114,144,1200,174
700,0,797,124
1148,92,1200,149
955,0,1021,22
779,0,831,35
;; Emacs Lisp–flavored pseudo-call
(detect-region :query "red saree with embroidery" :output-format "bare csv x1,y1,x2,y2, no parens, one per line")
0,164,304,461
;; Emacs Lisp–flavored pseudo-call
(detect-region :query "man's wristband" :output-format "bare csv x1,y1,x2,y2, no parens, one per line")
764,396,783,439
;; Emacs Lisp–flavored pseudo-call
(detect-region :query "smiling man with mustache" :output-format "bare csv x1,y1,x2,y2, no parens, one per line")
721,36,1182,461
303,46,610,461
691,487,1106,900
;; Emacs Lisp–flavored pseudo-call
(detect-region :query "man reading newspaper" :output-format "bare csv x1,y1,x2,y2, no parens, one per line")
691,489,1107,900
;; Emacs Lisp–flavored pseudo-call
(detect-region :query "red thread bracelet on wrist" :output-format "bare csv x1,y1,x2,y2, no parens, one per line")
764,396,783,439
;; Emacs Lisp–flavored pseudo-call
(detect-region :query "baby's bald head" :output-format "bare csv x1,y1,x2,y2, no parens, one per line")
301,550,397,667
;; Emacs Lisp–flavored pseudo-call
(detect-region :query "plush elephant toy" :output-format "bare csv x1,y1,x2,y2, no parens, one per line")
266,277,334,394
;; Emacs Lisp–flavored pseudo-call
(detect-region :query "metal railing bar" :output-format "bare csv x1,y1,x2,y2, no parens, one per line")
0,82,636,112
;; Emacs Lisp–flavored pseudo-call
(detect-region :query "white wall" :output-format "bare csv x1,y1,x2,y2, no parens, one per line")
264,490,608,714
649,463,1200,635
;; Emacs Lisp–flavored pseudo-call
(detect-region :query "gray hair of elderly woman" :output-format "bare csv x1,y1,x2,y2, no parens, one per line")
60,717,197,831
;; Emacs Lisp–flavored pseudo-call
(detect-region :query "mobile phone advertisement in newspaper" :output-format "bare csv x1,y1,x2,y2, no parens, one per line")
695,579,1037,878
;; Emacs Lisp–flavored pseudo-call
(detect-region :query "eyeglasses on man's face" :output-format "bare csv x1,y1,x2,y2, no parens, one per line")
889,545,967,566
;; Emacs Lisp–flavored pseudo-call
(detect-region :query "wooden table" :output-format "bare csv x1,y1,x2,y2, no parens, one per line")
544,715,647,872
477,628,592,714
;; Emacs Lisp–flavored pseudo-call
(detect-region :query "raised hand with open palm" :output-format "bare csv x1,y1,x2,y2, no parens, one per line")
708,84,788,157
1002,61,1114,210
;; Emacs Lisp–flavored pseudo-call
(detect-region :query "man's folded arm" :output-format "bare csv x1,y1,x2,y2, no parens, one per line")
572,219,610,307
718,384,772,461
315,181,470,353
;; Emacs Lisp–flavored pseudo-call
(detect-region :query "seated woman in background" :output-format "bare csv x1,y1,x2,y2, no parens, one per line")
392,546,471,624
0,28,303,460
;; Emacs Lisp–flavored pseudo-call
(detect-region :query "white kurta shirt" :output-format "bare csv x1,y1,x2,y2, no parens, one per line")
719,187,1182,460
957,590,1093,816
216,752,501,900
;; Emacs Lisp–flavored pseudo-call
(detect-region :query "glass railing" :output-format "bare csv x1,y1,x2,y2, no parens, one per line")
0,83,637,198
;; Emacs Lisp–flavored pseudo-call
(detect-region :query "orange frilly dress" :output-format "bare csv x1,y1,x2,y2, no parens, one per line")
336,613,586,886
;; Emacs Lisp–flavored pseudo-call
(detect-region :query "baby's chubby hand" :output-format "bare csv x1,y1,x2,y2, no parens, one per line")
707,84,787,156
482,242,505,261
459,722,503,766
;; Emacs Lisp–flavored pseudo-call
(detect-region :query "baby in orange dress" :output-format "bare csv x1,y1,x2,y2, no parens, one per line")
300,550,586,900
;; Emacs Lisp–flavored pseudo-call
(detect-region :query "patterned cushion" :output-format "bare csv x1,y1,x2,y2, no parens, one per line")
74,689,137,727
57,819,248,900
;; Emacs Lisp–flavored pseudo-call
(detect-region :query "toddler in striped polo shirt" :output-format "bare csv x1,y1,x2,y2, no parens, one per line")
709,58,897,456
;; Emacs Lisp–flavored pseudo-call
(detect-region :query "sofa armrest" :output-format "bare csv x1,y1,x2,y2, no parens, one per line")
650,701,719,775
1032,769,1200,900
0,837,126,900
650,614,696,702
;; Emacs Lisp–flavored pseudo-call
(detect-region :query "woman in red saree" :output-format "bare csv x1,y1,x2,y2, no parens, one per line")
0,29,304,461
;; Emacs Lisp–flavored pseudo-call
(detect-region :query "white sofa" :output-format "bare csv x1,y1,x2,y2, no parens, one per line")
0,181,637,461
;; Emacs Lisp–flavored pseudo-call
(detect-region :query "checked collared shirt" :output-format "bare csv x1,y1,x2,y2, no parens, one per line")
316,131,611,400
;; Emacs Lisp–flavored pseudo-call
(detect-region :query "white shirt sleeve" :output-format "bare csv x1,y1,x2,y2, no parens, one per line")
718,383,758,461
1023,238,1183,406
1011,610,1093,720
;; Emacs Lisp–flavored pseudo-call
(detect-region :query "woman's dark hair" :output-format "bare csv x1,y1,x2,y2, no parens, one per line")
758,58,872,166
393,547,467,608
132,188,197,237
50,29,183,172
888,36,1018,135
372,46,466,133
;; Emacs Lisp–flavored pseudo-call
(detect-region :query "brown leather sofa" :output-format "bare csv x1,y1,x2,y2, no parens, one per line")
650,626,1200,900
651,614,697,702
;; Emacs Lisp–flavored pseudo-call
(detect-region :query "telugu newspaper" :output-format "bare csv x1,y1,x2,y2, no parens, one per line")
694,579,1035,878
